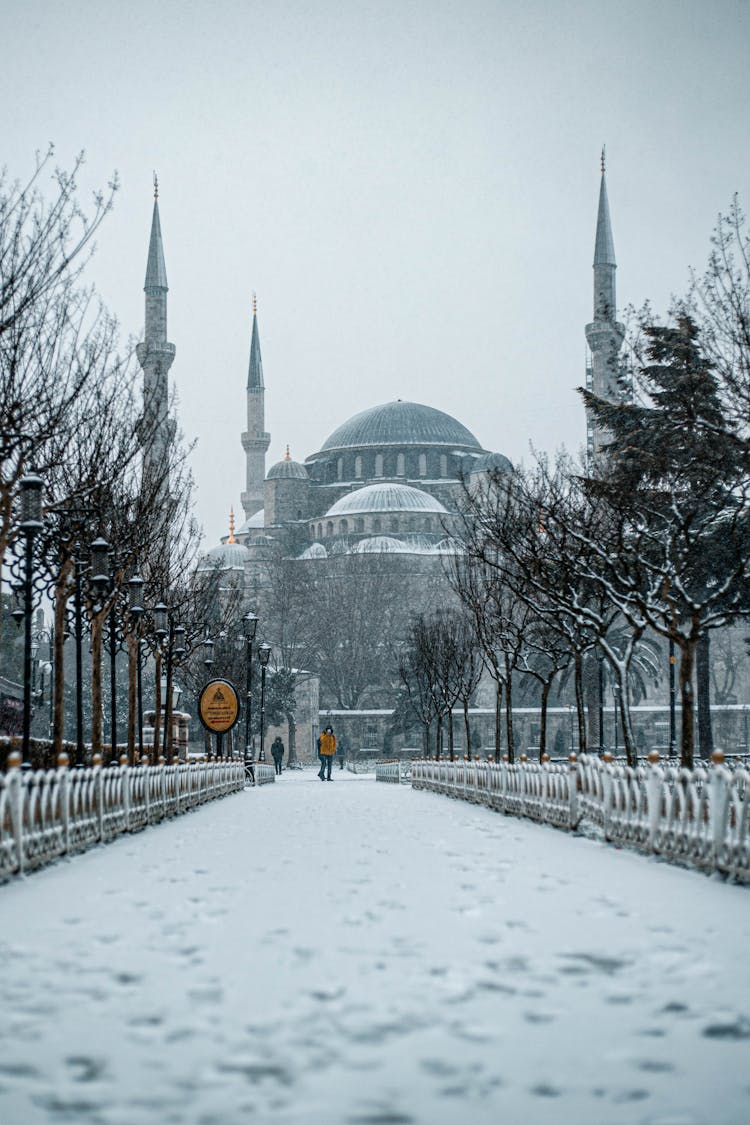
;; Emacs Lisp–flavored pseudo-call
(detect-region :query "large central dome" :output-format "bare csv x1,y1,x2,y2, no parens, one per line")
318,400,482,453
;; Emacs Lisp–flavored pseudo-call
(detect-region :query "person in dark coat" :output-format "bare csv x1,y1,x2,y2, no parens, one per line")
271,736,285,775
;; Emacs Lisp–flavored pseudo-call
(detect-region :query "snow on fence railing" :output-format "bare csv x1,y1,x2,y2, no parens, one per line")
410,751,750,883
0,752,247,879
253,762,276,786
375,760,406,784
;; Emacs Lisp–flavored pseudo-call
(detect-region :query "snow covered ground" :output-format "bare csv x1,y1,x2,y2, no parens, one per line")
1,769,749,1125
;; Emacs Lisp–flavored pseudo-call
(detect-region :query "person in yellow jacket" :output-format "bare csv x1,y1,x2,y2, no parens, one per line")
318,725,336,781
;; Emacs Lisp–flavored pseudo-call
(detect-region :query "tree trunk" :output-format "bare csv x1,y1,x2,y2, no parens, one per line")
504,656,514,764
435,713,442,759
616,668,638,768
679,637,697,769
495,679,502,761
463,697,471,759
286,709,297,766
90,613,104,757
423,721,430,756
696,632,713,760
164,649,174,762
574,650,587,754
583,653,599,753
539,680,550,762
448,708,454,761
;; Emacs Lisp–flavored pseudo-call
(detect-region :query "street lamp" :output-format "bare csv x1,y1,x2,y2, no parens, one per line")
243,612,258,767
258,642,272,763
18,470,44,766
128,572,145,764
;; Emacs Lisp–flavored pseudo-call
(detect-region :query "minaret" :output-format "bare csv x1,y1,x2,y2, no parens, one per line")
240,294,270,520
585,148,624,461
136,175,176,486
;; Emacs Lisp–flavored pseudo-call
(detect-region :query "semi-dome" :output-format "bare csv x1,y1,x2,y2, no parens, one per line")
237,509,265,535
353,536,407,553
199,540,249,572
316,401,482,453
325,482,448,518
267,448,308,481
299,542,328,559
467,451,513,475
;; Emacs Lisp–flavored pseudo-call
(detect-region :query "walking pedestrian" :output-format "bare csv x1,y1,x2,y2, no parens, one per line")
271,735,285,775
318,725,336,781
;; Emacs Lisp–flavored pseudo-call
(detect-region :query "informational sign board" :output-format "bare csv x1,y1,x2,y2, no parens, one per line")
198,678,240,734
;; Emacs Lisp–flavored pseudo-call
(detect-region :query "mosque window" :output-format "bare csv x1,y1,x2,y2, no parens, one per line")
337,457,343,481
373,517,382,533
340,519,348,535
424,518,432,533
326,521,333,537
355,517,364,533
418,453,427,477
354,455,363,479
318,523,323,539
440,454,448,477
375,453,384,477
396,453,405,477
390,517,399,533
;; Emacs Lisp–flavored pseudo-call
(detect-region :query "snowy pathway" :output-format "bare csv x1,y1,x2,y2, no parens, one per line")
1,769,749,1125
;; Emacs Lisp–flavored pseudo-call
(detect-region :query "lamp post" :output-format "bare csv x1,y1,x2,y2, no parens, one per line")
243,613,258,767
166,622,186,762
668,638,676,757
18,471,44,766
613,684,621,756
258,642,272,763
128,573,145,764
202,630,214,757
598,652,605,755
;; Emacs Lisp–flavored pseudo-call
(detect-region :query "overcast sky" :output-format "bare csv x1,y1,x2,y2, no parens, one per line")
3,0,750,547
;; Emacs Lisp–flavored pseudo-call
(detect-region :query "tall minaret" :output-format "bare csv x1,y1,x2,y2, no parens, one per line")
240,294,270,520
585,148,624,461
136,174,176,487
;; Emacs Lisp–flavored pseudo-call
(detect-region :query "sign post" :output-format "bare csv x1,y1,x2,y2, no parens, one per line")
197,679,241,758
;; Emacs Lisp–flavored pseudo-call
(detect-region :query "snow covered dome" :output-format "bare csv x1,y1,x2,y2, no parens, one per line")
467,451,513,475
318,401,481,453
198,510,250,572
299,542,328,559
325,482,448,518
267,448,308,481
353,536,409,553
237,508,265,536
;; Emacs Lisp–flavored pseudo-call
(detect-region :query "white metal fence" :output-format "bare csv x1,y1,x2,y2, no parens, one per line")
0,757,247,879
411,754,750,883
375,760,411,784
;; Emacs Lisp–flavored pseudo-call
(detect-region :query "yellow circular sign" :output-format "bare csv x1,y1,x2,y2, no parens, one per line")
198,679,240,733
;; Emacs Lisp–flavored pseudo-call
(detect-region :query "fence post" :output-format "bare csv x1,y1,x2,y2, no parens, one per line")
7,750,24,874
568,753,578,828
58,751,70,855
709,750,730,871
92,753,104,841
601,752,614,839
120,754,130,833
646,751,662,853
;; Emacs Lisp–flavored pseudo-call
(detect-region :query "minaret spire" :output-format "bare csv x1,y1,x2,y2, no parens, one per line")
241,293,270,519
585,149,624,462
136,179,176,485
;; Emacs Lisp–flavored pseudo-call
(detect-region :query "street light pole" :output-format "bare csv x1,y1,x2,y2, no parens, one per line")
258,642,272,763
243,613,258,767
128,573,145,765
668,638,676,757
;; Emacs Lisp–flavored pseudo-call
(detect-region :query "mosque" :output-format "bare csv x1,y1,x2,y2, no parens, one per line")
138,157,622,748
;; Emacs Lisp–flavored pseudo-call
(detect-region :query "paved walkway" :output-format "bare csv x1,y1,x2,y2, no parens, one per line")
1,769,749,1124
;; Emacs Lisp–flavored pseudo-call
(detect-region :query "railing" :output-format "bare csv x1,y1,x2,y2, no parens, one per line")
411,752,750,883
0,754,247,879
253,762,276,786
375,760,404,783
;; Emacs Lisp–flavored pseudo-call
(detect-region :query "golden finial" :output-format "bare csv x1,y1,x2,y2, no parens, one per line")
600,145,606,175
153,171,159,200
284,444,291,461
252,291,257,317
227,507,237,543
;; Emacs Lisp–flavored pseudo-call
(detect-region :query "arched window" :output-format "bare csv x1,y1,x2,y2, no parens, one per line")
318,523,323,539
340,519,348,535
355,517,364,533
418,453,427,477
424,518,432,533
375,453,384,477
396,453,405,477
326,521,333,538
354,455,363,479
440,454,448,477
390,517,399,533
373,517,382,533
337,457,343,481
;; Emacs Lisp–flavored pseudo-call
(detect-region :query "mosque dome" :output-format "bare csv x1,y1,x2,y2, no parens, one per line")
237,509,265,536
198,509,249,572
325,482,448,518
267,447,308,481
299,542,328,559
353,536,408,553
326,481,445,519
317,401,482,453
467,451,513,475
